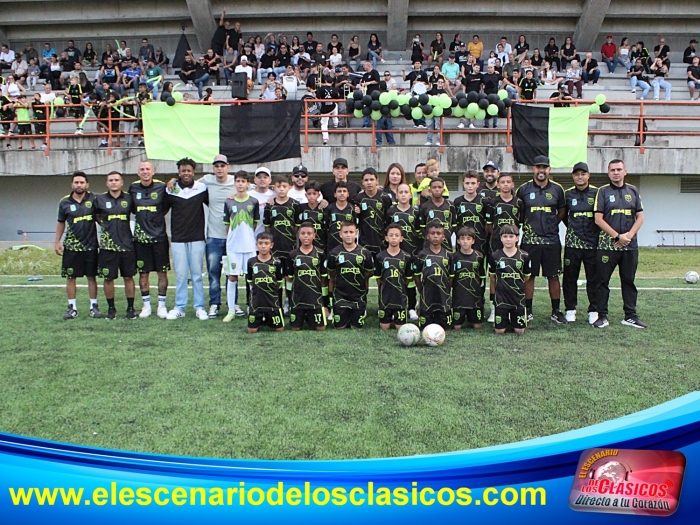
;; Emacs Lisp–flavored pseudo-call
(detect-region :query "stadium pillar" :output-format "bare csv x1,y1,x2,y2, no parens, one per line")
186,0,217,53
573,0,611,52
387,0,409,51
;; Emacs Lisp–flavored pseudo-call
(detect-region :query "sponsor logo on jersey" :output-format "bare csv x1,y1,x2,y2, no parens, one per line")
70,204,77,211
545,193,553,200
587,197,594,205
136,193,142,199
609,195,615,202
529,192,535,200
151,192,158,200
85,201,92,208
338,255,345,264
106,202,112,209
624,194,632,202
426,259,432,267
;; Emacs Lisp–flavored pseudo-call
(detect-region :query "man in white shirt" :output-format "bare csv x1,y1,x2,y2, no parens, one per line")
234,55,253,81
0,44,16,72
497,37,512,56
247,167,276,238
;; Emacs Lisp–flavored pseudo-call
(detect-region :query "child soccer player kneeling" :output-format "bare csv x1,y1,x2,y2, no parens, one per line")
374,224,414,330
452,227,485,330
414,225,454,330
489,224,531,335
245,233,285,333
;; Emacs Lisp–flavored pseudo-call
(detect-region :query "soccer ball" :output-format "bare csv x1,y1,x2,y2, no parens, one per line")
685,271,699,284
397,323,421,346
422,324,446,347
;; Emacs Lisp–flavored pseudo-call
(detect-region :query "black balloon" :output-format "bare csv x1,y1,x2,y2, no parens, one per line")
55,108,66,117
380,105,391,115
450,97,458,107
389,100,399,110
487,94,499,104
401,104,412,116
362,95,372,106
353,89,364,100
346,98,355,109
478,99,489,110
478,92,487,100
458,98,469,108
600,103,611,114
421,104,432,115
418,94,429,105
455,92,466,100
362,106,372,116
371,90,381,100
503,98,512,108
498,108,509,119
370,100,381,111
496,100,505,111
166,97,176,106
409,97,419,107
443,107,452,117
467,91,479,103
354,100,364,110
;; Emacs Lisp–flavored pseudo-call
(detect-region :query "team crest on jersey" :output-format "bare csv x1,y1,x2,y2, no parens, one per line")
625,194,632,202
357,256,364,264
377,202,383,210
496,206,502,214
70,204,77,211
426,259,432,267
85,201,92,208
460,205,466,213
609,195,615,202
151,192,158,200
286,209,293,217
271,209,277,217
296,258,302,266
393,215,399,222
476,204,482,212
456,262,462,269
106,202,112,209
545,193,553,201
121,201,128,208
516,261,522,269
399,261,405,269
473,261,479,268
136,193,142,199
253,265,259,273
303,212,309,219
601,255,609,264
529,192,535,200
331,213,337,221
572,198,578,206
232,205,238,213
338,255,345,264
384,261,390,268
442,258,448,267
499,261,506,268
312,258,318,266
428,210,435,218
587,197,594,205
361,203,368,210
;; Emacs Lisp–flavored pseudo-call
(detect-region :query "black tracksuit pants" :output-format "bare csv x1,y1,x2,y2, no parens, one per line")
563,247,598,313
596,249,639,318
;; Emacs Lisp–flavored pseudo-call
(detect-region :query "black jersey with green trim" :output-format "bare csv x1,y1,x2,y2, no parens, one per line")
286,247,327,310
488,248,531,310
57,192,98,251
353,189,393,253
383,188,398,206
298,203,327,250
414,247,454,313
246,255,285,312
565,185,598,249
129,180,168,244
452,250,486,310
374,249,414,310
94,191,134,252
387,204,420,255
418,199,456,250
324,203,358,253
263,198,301,257
478,183,499,202
327,244,374,310
488,195,524,251
516,180,566,245
453,194,491,252
594,183,643,251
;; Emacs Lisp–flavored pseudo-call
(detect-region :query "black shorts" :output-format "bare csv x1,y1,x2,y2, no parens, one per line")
69,106,85,119
419,310,452,331
61,249,98,278
248,308,285,330
33,123,46,135
494,306,527,330
378,308,407,326
98,250,137,280
520,243,561,277
289,308,326,329
16,124,31,135
135,241,170,274
453,308,483,326
333,307,365,329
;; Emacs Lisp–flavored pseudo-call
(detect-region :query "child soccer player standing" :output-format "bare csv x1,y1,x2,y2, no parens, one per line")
454,170,490,256
452,227,486,330
286,222,328,331
414,225,454,330
489,224,531,335
419,177,455,251
324,181,357,254
374,224,415,329
298,180,326,251
327,221,374,329
222,170,259,322
353,167,393,257
246,232,285,333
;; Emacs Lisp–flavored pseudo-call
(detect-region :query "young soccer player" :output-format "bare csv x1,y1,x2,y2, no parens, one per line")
298,180,326,251
489,224,531,335
249,167,276,239
419,177,455,251
374,224,414,329
286,222,328,331
353,167,393,257
324,181,357,254
246,232,285,333
452,227,486,330
454,170,490,256
414,225,455,330
327,221,374,329
222,170,259,322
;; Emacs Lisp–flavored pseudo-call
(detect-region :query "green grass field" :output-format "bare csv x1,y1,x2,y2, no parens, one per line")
0,248,698,460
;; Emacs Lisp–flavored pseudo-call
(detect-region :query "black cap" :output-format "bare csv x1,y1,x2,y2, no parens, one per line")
292,164,308,175
533,155,550,167
333,157,348,168
572,162,589,173
482,160,500,171
691,39,698,44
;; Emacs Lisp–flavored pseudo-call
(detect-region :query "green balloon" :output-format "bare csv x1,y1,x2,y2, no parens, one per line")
439,93,452,109
428,95,439,107
589,103,600,114
389,90,399,100
354,109,363,119
411,107,423,120
475,109,486,121
379,92,391,105
452,106,465,118
467,102,479,116
595,94,606,106
498,89,508,100
487,104,498,116
172,91,184,102
54,97,65,106
371,110,382,120
397,94,409,105
432,106,444,117
390,108,401,118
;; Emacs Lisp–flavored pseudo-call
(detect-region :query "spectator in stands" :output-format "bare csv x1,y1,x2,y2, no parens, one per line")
316,74,340,146
97,56,120,95
203,48,221,85
402,60,429,92
347,35,361,65
455,41,469,70
327,34,343,56
410,34,425,64
482,63,502,128
458,63,481,128
211,8,230,56
142,58,163,99
514,35,529,63
264,33,278,53
260,72,281,100
1,44,15,72
425,76,449,145
495,43,508,66
58,51,75,87
138,38,155,68
367,33,385,68
654,38,671,68
257,47,278,84
11,53,29,85
617,37,632,71
192,54,211,99
335,64,354,98
154,47,169,72
229,21,243,54
275,44,291,75
581,52,600,84
429,32,447,66
222,46,238,84
47,55,62,90
564,59,583,98
383,70,397,91
631,41,651,67
124,48,136,64
311,42,328,68
550,83,573,107
627,58,651,100
82,42,97,66
27,58,40,90
121,59,141,94
290,35,301,55
530,48,544,80
469,35,484,69
101,44,114,65
329,47,343,68
560,37,579,70
601,34,621,73
160,81,174,102
449,34,462,54
23,43,38,64
428,65,450,94
503,53,521,79
234,55,254,85
518,69,537,100
442,53,461,90
281,64,303,87
688,56,700,100
503,69,522,100
684,39,698,65
253,36,265,62
40,43,55,77
650,57,672,100
544,37,561,72
361,60,380,127
178,53,197,87
304,32,317,54
64,40,82,64
497,37,513,56
4,75,26,99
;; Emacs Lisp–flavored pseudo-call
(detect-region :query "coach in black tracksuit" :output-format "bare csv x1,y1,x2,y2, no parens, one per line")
593,159,646,329
563,162,599,324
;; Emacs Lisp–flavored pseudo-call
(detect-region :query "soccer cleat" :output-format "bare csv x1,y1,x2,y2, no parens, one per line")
565,310,577,323
63,306,78,320
166,308,185,320
233,304,246,317
126,307,137,319
551,310,568,324
157,305,168,319
593,316,609,328
208,305,219,318
588,312,598,325
409,309,419,322
487,308,495,323
621,317,647,329
139,304,152,318
196,308,209,320
89,306,103,319
457,122,465,129
222,311,236,322
106,307,117,320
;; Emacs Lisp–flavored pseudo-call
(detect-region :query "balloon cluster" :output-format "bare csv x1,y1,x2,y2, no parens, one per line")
345,89,511,121
166,91,184,106
590,94,611,114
